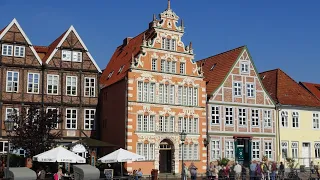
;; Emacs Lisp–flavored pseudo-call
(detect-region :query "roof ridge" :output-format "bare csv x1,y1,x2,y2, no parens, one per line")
259,68,280,74
196,45,245,62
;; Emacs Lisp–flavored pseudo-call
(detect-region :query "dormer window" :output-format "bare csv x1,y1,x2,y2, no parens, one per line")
162,38,176,51
107,71,114,79
62,50,82,62
118,65,125,74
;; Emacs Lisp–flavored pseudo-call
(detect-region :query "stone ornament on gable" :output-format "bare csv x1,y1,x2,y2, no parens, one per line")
161,53,178,61
136,105,156,115
137,73,157,83
159,106,176,116
151,52,159,59
160,9,179,21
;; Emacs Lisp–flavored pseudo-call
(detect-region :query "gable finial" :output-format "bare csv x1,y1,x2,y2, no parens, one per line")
131,53,135,65
181,19,184,29
167,0,171,10
153,14,157,21
189,41,192,50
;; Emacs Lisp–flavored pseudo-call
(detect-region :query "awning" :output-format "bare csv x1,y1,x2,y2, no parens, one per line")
70,137,117,148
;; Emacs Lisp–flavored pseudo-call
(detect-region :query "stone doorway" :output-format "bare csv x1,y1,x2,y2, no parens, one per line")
159,139,174,173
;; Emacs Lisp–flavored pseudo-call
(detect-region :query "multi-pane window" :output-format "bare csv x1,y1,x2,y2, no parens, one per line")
264,110,272,127
238,108,246,126
292,112,299,128
47,74,59,95
166,61,171,72
137,143,155,160
315,142,320,159
6,71,19,92
252,141,260,159
291,142,298,159
161,60,165,72
171,61,176,73
265,142,272,159
14,46,25,57
233,82,242,96
159,60,176,73
313,113,320,129
281,111,288,127
281,141,288,158
66,76,77,96
27,73,40,93
66,109,77,129
211,106,219,124
159,116,174,132
84,109,95,130
2,44,13,56
169,85,175,104
6,108,19,121
225,141,234,158
241,62,249,73
247,83,254,97
137,82,155,103
179,144,198,160
84,77,95,97
161,38,176,51
62,50,82,62
0,141,9,153
137,115,155,132
177,117,198,133
251,109,259,126
151,59,157,71
225,107,233,125
47,108,59,129
177,87,198,106
159,84,174,104
180,62,185,74
211,140,220,159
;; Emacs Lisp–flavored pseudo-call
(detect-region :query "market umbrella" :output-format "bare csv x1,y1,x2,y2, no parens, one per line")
98,148,145,176
33,146,86,163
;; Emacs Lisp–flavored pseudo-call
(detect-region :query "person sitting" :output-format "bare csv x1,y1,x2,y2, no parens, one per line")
135,168,143,180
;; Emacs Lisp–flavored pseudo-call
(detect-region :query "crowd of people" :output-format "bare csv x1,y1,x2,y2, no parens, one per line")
207,160,284,180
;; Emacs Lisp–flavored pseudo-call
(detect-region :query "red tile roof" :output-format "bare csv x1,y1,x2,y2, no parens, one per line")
100,29,155,86
300,82,320,101
196,46,245,94
260,69,320,107
34,46,49,53
0,26,6,34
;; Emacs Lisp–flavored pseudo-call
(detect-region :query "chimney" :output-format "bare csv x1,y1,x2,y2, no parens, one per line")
123,37,132,46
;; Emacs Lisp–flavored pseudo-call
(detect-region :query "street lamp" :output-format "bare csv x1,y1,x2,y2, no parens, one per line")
4,118,14,178
180,130,187,180
203,137,210,177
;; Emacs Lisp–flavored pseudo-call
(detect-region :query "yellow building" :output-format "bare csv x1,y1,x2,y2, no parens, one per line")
261,69,320,167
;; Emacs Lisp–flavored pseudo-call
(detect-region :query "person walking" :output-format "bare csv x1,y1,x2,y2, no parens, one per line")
270,162,277,180
250,161,257,180
188,162,198,180
255,162,262,180
234,162,242,180
279,162,285,180
183,163,188,180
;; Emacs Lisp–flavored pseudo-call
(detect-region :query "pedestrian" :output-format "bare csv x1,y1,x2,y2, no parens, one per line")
183,163,188,180
224,164,230,179
241,164,247,180
255,162,262,180
270,162,277,180
250,161,257,180
208,162,214,180
279,162,284,180
188,162,198,180
234,162,242,180
311,161,315,174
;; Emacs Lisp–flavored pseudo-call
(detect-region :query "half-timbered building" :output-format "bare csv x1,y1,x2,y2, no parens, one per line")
99,1,207,175
0,18,101,157
197,46,276,165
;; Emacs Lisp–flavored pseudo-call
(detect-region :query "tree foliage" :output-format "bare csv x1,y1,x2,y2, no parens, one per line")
9,105,62,157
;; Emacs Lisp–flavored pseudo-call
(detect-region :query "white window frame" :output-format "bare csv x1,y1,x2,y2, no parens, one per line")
265,141,272,160
0,141,9,154
246,83,255,97
211,140,220,160
292,112,299,128
66,76,77,96
137,114,155,132
238,108,247,126
47,74,59,95
14,45,25,57
177,86,182,105
169,85,175,104
211,106,220,124
84,109,95,130
66,108,77,129
84,77,95,97
315,142,320,159
138,82,143,101
62,50,72,61
233,82,242,96
27,73,40,94
252,141,260,159
137,143,155,160
291,141,298,159
72,51,82,62
151,58,157,71
160,60,165,72
62,50,82,62
313,113,320,129
193,88,198,106
2,44,13,56
251,109,259,126
225,140,234,159
281,141,288,158
149,83,155,102
281,111,288,127
171,61,176,73
46,107,59,129
225,107,233,125
264,110,272,128
179,62,185,74
240,62,249,74
6,71,19,93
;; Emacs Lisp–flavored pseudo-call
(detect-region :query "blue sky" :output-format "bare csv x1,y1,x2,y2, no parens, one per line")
1,0,319,82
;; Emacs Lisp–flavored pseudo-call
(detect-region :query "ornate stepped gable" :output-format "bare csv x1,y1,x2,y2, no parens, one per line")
261,69,320,107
